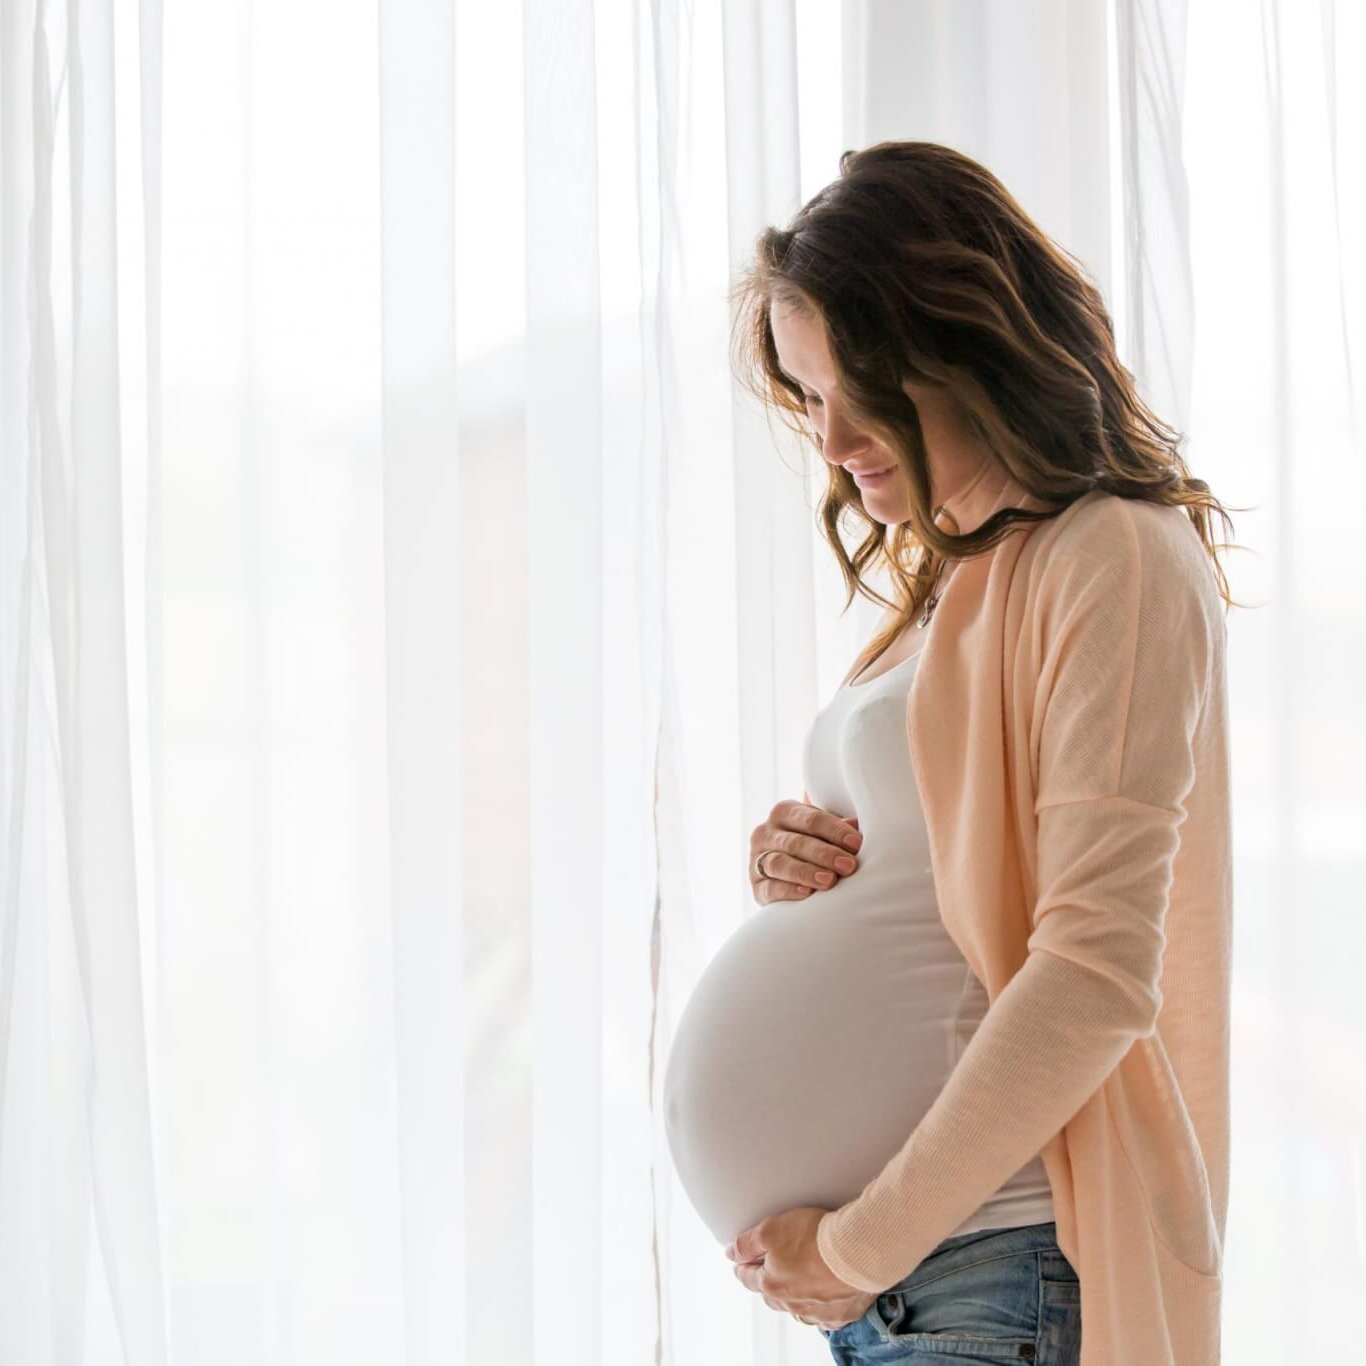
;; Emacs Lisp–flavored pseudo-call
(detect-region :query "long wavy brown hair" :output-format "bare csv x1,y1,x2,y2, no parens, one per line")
729,140,1251,677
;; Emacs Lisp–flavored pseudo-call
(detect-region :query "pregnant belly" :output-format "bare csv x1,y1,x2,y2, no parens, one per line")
662,892,960,1247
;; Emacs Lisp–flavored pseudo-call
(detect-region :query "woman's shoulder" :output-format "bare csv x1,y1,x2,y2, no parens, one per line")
1017,488,1224,652
1025,488,1213,587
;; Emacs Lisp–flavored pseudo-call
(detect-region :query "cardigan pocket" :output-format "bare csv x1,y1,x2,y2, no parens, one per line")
1102,1044,1223,1280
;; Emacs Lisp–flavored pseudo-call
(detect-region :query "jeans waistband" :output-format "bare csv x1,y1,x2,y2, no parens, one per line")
883,1220,1069,1298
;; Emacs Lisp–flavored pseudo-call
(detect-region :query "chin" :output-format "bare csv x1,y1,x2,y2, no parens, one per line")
861,489,910,522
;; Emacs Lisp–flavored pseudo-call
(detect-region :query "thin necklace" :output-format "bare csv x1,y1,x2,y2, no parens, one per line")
916,559,954,628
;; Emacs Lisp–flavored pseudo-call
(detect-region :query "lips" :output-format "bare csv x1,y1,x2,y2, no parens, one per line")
852,465,896,486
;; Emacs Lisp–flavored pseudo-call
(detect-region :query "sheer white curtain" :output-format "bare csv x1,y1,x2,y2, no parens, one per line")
1,0,1360,1363
1179,0,1366,1345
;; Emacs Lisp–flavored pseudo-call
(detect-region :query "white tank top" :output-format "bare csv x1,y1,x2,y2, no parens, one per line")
663,633,1055,1254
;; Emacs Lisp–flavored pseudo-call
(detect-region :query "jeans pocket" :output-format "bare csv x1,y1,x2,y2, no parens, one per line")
1034,1280,1081,1363
869,1250,1040,1359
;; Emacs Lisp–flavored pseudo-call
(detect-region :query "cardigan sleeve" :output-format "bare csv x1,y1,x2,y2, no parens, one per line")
814,501,1219,1294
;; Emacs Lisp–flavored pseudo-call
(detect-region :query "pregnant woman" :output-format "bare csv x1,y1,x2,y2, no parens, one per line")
662,143,1240,1366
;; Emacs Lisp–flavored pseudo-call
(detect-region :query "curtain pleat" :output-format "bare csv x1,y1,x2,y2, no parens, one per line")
377,2,463,1364
1115,0,1195,440
1,0,169,1360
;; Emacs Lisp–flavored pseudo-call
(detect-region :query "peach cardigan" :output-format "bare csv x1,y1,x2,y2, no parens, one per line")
813,470,1231,1365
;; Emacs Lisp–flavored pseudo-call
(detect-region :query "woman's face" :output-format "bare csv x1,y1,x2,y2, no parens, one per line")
769,298,990,526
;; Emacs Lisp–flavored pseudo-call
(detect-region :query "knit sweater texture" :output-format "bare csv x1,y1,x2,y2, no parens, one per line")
813,468,1232,1366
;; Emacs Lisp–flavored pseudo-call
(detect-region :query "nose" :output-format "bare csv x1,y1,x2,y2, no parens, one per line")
817,405,877,467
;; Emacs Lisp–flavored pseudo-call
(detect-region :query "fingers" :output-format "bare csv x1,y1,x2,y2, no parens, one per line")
793,829,862,877
756,875,815,905
785,798,862,851
750,800,863,906
789,1294,866,1319
770,799,861,851
759,831,861,891
734,1262,763,1293
815,809,864,854
755,1289,865,1330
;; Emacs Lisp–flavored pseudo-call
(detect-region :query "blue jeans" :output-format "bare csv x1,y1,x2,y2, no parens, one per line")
819,1220,1080,1363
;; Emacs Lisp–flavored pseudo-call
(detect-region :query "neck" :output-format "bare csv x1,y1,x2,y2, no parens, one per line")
936,457,1025,537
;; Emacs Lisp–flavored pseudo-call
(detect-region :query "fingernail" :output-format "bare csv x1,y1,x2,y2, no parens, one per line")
843,832,862,851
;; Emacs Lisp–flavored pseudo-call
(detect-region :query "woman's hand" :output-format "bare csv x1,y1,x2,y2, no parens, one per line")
749,798,861,905
726,1206,879,1331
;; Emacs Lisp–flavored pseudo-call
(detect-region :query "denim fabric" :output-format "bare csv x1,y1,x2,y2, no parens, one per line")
818,1220,1080,1364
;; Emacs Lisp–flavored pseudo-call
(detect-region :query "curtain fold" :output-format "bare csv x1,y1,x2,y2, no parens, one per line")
2,0,168,1359
377,1,462,1362
1114,0,1195,431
